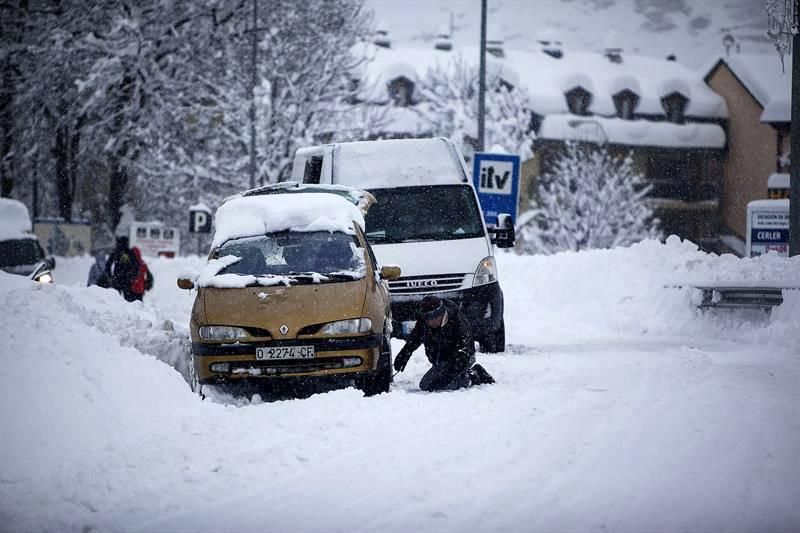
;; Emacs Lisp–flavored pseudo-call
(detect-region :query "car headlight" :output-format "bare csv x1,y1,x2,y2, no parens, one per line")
198,325,249,340
472,256,498,287
318,318,372,335
35,272,53,284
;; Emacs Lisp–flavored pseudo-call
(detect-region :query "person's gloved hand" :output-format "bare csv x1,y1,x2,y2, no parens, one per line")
394,350,411,372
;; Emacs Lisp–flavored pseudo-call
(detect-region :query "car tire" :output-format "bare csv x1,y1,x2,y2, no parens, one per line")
188,357,205,400
480,319,505,353
362,337,392,397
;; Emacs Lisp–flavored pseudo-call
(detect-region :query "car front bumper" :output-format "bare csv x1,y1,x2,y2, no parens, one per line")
192,334,384,384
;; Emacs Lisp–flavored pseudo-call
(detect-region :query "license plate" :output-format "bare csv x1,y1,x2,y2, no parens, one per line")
256,345,315,360
402,321,416,335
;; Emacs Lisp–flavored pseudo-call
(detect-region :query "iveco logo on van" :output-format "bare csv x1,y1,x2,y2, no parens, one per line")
407,280,438,288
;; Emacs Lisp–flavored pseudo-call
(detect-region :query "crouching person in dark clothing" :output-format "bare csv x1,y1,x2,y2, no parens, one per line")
394,296,495,391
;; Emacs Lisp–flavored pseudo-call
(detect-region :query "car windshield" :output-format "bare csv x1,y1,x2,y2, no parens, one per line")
216,231,365,282
0,238,44,268
365,185,485,243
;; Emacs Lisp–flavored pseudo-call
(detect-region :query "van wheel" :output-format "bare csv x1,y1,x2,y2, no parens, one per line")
480,319,505,353
362,338,392,397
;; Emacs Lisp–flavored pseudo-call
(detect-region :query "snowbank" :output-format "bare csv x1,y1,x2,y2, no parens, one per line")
2,240,798,532
501,236,800,348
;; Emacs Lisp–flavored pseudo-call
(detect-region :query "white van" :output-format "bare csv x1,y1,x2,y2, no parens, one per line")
290,137,514,352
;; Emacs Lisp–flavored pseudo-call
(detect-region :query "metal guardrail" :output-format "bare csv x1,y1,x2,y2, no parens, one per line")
667,284,798,311
694,286,787,310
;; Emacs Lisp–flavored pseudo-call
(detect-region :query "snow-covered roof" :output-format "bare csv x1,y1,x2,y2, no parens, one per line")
355,42,728,120
211,193,365,249
0,198,34,241
703,54,792,123
352,42,513,104
539,114,726,149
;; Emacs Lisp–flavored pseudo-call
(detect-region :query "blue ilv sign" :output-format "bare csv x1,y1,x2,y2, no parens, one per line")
472,152,521,226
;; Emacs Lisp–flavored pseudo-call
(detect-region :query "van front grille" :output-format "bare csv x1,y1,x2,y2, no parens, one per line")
388,273,468,295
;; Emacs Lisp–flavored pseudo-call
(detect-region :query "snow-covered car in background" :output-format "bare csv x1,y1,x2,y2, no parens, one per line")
0,198,55,283
177,183,400,397
291,137,513,352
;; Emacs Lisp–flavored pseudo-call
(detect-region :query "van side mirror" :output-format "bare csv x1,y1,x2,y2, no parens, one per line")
45,256,56,270
380,265,401,280
489,213,516,248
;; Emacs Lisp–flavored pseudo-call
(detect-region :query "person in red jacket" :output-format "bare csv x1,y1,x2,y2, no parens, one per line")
130,246,153,302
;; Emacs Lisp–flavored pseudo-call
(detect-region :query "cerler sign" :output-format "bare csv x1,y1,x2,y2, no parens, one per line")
746,200,790,257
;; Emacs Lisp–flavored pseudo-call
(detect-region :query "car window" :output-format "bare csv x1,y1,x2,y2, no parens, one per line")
0,238,45,268
365,185,484,244
216,231,365,281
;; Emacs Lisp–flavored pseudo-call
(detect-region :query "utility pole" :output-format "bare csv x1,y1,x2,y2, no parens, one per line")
477,0,487,153
791,0,800,256
248,0,258,190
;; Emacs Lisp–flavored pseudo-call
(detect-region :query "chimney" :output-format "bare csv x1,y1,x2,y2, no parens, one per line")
434,24,452,51
487,38,505,58
536,30,563,59
374,27,391,49
604,47,623,63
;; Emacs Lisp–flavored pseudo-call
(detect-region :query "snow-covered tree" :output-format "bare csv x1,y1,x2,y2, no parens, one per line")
418,55,533,160
519,143,660,254
1,0,377,240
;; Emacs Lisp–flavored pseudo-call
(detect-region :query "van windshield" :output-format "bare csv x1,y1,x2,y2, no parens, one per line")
0,238,44,268
365,185,484,244
216,231,365,282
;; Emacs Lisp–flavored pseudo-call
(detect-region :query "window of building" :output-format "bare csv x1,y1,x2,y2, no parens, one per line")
565,86,592,116
387,76,415,107
661,91,689,124
612,89,639,120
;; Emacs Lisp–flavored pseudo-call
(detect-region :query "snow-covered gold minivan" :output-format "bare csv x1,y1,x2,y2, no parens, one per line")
177,183,400,397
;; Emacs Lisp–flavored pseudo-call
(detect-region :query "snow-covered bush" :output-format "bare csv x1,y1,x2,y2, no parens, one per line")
418,55,533,160
519,143,660,254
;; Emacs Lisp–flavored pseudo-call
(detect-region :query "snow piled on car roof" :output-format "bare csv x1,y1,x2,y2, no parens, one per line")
0,198,36,241
211,192,365,249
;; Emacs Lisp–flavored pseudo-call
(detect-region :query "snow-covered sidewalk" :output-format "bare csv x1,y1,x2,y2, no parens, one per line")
1,239,798,532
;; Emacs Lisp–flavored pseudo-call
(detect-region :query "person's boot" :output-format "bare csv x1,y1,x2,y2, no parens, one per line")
469,364,495,385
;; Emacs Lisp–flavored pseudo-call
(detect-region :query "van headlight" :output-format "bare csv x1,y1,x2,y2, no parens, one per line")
472,256,497,287
198,325,249,340
319,318,372,335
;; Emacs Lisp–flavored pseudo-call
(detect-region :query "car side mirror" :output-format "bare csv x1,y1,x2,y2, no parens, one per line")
177,278,195,290
380,265,401,280
45,256,56,270
489,213,516,248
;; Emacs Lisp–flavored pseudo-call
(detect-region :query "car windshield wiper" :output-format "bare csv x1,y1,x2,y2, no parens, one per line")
286,271,323,283
324,272,362,281
366,233,403,244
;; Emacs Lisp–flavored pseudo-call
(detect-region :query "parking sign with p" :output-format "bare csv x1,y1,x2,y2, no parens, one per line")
189,203,213,234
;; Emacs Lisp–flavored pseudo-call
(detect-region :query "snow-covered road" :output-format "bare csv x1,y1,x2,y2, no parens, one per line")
2,239,799,532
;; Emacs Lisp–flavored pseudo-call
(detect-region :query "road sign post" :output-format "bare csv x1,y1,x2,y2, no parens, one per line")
472,152,521,227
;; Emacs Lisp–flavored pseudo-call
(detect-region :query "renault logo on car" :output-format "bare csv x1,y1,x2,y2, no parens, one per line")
408,280,438,288
279,324,289,335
